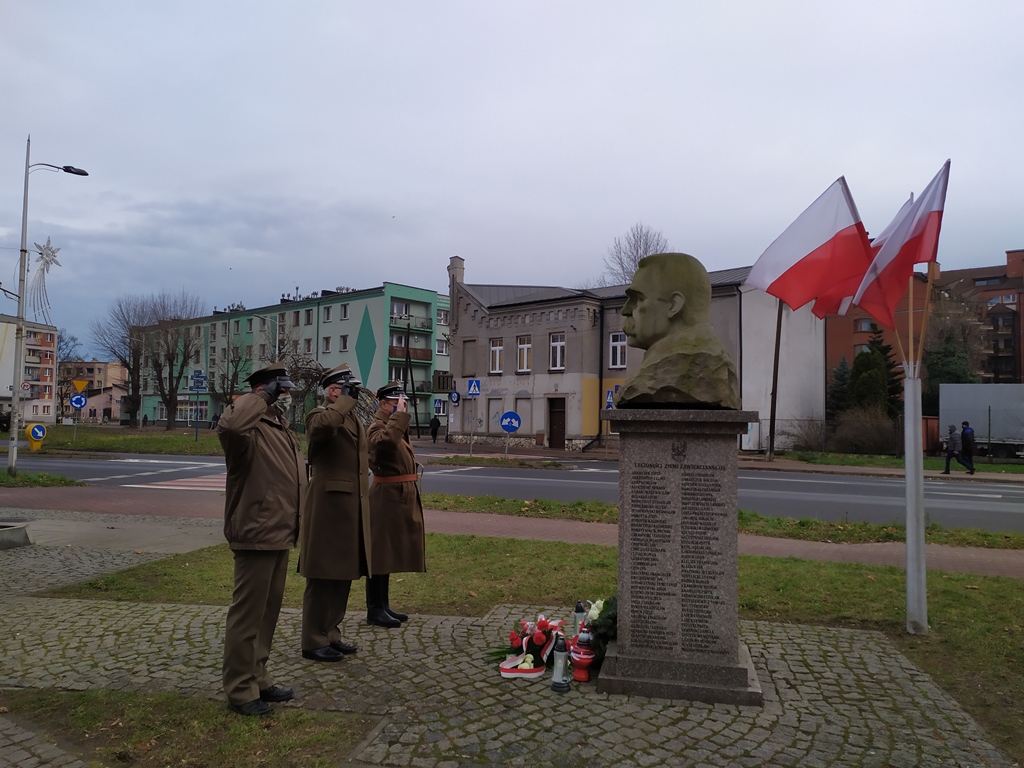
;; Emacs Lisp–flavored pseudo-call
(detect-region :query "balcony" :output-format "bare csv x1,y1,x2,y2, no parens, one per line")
388,346,432,362
390,313,433,331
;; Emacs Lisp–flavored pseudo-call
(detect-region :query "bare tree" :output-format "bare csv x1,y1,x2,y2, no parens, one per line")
91,296,153,427
924,286,988,373
143,290,207,431
208,329,251,409
600,222,669,286
276,328,323,429
55,329,82,417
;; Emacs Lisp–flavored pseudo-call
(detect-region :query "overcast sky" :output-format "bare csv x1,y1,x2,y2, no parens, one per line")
2,2,1021,356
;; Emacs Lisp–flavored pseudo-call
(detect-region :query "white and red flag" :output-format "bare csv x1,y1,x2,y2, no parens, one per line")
849,160,950,329
747,177,873,312
811,193,915,318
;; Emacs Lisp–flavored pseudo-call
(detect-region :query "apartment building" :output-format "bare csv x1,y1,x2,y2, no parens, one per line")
0,314,59,424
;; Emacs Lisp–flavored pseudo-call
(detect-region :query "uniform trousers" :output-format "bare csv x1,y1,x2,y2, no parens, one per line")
223,548,289,706
302,577,353,650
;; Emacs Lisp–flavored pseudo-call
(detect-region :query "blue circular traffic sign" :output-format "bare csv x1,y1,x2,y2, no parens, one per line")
449,391,460,405
70,393,87,410
499,411,521,433
30,424,46,441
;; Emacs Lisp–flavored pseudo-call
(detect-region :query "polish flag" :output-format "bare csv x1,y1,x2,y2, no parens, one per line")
747,177,873,312
811,193,915,318
850,160,950,329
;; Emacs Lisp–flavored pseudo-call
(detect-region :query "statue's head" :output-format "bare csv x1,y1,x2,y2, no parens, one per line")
621,253,711,350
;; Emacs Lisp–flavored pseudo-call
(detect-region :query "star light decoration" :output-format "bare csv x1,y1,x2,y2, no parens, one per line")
28,237,62,325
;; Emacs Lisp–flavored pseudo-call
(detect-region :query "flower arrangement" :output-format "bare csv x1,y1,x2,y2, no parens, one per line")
490,614,565,679
574,596,617,668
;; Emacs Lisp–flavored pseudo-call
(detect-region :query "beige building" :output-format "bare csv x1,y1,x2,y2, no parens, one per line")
58,359,128,421
0,314,59,425
447,256,826,452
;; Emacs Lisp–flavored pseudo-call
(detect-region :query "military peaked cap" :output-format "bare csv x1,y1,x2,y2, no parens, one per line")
321,363,356,388
246,363,294,388
376,381,405,400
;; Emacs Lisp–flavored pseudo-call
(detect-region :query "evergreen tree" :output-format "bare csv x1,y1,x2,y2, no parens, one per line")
867,325,904,418
848,349,890,412
826,357,851,421
922,333,980,416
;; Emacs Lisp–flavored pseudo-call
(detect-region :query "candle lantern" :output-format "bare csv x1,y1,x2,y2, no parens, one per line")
573,601,587,634
570,627,596,682
550,634,571,693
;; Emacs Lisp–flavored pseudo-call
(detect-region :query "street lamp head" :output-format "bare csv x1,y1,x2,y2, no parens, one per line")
61,166,89,176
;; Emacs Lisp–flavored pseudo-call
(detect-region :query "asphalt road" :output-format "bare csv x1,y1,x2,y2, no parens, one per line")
16,453,1024,533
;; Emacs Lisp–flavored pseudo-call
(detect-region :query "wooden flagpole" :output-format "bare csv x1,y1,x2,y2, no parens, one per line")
917,263,938,368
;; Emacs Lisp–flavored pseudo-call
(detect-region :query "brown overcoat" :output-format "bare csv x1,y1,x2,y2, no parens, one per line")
367,407,426,575
216,392,304,550
299,395,372,580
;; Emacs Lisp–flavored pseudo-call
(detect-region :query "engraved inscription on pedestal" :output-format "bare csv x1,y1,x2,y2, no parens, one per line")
598,409,762,706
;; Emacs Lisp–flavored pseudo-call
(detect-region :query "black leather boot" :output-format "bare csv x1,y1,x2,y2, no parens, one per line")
381,573,408,622
366,577,401,628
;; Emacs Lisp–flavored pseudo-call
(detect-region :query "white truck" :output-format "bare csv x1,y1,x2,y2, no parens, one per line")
939,383,1024,458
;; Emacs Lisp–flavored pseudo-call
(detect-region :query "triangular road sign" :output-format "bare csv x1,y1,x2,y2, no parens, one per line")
72,379,90,393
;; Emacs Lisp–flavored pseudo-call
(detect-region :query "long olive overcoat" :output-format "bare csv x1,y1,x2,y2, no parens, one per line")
216,392,304,550
367,407,427,575
299,395,372,580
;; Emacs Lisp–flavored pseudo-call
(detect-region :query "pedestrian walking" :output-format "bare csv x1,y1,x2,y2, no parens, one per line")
298,363,369,662
365,381,427,628
216,363,304,716
429,415,441,443
960,421,977,475
941,423,971,474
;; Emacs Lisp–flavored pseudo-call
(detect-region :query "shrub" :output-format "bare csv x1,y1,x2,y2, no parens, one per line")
827,405,898,454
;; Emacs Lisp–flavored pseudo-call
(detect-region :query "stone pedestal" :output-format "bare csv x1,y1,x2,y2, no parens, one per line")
596,408,763,706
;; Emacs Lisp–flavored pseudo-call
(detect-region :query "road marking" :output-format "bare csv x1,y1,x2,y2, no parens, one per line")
122,473,226,491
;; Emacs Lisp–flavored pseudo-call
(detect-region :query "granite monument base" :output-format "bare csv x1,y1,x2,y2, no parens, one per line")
596,408,762,706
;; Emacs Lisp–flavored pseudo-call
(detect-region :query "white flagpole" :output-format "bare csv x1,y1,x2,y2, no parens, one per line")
904,274,927,634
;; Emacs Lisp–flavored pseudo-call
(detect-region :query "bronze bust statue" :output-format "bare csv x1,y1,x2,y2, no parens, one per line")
615,253,741,409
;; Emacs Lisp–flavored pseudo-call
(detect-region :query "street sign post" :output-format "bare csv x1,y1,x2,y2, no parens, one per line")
465,380,481,457
26,423,47,452
500,410,521,459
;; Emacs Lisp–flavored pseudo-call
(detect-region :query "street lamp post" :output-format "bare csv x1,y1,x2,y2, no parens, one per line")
7,135,88,476
253,314,280,360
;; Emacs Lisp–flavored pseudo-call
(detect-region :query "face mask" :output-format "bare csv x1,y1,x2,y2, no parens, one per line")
273,394,292,415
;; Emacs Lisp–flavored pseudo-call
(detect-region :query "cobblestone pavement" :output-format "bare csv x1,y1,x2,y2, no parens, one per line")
0,512,1017,767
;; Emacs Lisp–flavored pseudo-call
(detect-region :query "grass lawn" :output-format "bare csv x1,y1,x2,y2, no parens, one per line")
792,450,1024,474
31,534,1024,765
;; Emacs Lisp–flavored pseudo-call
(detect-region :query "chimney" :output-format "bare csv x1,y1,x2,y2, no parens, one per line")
447,255,464,288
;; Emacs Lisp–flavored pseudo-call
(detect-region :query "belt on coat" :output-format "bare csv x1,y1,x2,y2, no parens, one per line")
372,473,419,484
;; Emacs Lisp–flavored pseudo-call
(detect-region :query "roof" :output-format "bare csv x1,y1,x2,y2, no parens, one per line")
463,265,752,309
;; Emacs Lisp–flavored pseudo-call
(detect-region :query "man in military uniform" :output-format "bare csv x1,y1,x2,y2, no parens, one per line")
366,381,427,628
217,363,304,716
299,363,370,661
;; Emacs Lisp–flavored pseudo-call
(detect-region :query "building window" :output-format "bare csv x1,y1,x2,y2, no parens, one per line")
974,277,1000,287
437,309,449,325
389,364,405,383
292,310,300,327
44,367,52,377
392,300,409,318
42,405,51,415
854,344,871,355
304,309,313,325
340,303,349,320
489,338,504,373
323,306,332,322
210,323,217,341
32,405,38,415
609,332,627,369
339,335,349,352
259,344,267,359
43,385,52,396
233,320,240,334
436,338,449,356
209,346,216,360
322,336,332,353
549,332,565,370
45,333,53,342
854,318,874,332
391,332,406,348
303,338,313,353
246,318,253,333
516,335,532,373
221,322,228,335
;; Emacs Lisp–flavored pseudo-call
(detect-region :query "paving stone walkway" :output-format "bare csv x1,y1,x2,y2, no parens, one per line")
0,510,1018,767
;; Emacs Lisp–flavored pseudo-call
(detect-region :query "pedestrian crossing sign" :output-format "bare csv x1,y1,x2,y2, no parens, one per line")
467,379,481,397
